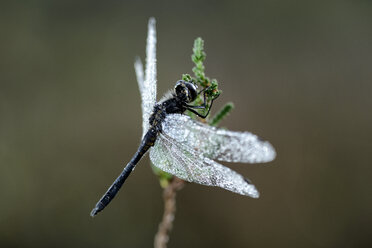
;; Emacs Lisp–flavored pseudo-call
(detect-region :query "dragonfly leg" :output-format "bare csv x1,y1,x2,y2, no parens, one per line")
186,87,209,109
185,88,220,118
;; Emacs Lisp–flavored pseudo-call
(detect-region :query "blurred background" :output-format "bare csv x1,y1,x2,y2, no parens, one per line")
1,1,372,247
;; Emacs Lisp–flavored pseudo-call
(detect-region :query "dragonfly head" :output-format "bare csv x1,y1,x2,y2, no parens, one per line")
175,80,198,103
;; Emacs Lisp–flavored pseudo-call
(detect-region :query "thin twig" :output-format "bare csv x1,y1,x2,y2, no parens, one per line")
154,177,185,248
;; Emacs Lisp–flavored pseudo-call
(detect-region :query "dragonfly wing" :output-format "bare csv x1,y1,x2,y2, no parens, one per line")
135,18,157,137
161,114,276,163
150,132,260,198
134,57,144,97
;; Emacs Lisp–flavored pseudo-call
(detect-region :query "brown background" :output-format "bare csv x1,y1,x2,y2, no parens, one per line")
1,1,371,247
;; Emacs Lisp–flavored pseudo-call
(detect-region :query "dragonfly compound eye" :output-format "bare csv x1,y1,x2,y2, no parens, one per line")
185,82,197,102
175,80,197,103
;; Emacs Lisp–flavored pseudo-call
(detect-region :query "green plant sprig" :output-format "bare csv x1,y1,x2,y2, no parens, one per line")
183,37,233,124
209,102,234,127
156,37,234,187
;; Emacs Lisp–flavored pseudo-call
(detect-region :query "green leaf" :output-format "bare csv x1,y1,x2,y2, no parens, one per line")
209,102,234,127
182,74,192,81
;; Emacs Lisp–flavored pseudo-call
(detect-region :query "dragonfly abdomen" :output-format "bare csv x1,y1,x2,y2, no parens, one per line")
90,127,158,216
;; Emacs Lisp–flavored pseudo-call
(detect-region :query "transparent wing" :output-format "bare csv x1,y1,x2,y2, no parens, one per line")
150,132,259,198
134,57,144,95
135,18,157,137
161,114,276,163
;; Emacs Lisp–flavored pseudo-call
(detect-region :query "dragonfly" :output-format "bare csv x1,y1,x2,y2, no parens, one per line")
90,18,276,217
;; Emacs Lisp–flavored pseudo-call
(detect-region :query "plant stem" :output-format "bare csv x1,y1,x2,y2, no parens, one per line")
154,177,185,248
154,37,227,248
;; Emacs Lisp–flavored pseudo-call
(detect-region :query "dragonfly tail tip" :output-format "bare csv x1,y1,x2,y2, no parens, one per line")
90,207,99,217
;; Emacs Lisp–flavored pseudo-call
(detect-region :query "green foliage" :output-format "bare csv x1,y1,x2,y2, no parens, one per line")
190,38,221,99
192,38,207,84
156,37,233,187
152,165,173,188
184,38,223,119
209,102,234,127
182,74,192,82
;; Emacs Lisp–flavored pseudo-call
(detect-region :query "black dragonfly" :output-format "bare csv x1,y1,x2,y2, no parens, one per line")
90,18,276,217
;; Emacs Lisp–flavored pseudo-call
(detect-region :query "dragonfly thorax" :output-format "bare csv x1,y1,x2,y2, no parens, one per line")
148,80,197,130
149,98,186,130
